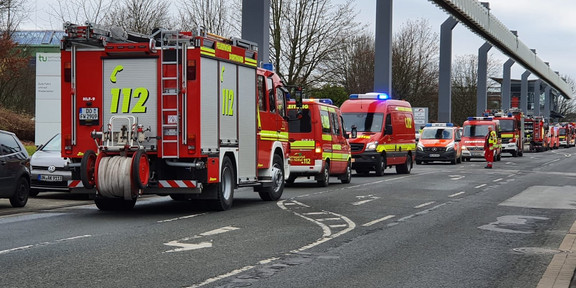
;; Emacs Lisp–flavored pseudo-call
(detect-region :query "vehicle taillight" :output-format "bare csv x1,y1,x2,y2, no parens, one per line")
64,62,71,82
315,143,322,154
187,60,196,81
188,133,196,152
64,134,73,154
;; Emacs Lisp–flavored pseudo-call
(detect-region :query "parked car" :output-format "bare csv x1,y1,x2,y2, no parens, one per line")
0,130,31,207
30,133,72,196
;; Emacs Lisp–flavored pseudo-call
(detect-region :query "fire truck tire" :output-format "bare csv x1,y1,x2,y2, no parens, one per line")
258,154,284,201
519,150,523,157
375,156,386,176
286,175,296,186
131,150,150,189
497,153,502,161
80,150,97,189
210,156,234,211
396,154,412,174
317,162,330,187
511,150,518,157
340,161,352,184
94,196,136,211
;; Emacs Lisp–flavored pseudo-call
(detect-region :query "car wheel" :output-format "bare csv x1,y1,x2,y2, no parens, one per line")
317,162,330,187
340,161,352,184
375,156,386,176
258,154,284,201
396,154,412,174
29,189,40,197
10,177,29,208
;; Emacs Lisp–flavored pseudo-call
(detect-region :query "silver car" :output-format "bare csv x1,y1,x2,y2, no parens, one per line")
30,133,71,196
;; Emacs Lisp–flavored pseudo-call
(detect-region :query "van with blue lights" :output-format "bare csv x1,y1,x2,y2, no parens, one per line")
286,98,352,186
461,117,502,162
416,123,462,165
340,93,416,175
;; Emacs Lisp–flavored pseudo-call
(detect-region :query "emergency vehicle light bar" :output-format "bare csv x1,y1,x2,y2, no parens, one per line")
349,92,389,100
467,117,493,121
425,123,454,127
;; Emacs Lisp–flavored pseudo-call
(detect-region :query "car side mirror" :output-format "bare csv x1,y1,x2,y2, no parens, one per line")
351,125,358,139
385,125,393,135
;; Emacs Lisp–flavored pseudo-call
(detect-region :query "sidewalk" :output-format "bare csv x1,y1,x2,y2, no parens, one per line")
537,220,576,287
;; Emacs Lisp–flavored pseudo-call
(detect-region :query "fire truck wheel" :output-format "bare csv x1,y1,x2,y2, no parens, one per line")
258,154,284,201
396,154,412,174
94,196,136,211
511,150,518,157
340,161,352,184
519,150,523,157
317,162,330,187
131,150,150,189
375,156,386,176
210,156,234,211
286,175,296,186
80,150,97,189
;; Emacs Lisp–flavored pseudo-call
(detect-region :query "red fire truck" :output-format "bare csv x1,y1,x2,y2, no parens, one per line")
492,109,524,157
525,116,546,152
461,117,502,162
340,93,415,176
61,23,290,211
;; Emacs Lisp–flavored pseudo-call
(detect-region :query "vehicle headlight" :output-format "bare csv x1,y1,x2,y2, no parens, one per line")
446,142,454,151
461,145,468,151
417,142,424,151
365,141,378,151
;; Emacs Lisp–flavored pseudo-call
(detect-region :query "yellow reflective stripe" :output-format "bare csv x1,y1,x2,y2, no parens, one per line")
328,107,336,113
322,152,350,161
291,140,315,149
322,134,332,141
260,130,289,142
332,144,342,150
395,107,412,112
201,46,215,57
376,143,417,152
501,133,514,138
245,58,257,66
320,106,328,111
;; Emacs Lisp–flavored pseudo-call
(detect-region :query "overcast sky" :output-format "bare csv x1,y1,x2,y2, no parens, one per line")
22,0,576,82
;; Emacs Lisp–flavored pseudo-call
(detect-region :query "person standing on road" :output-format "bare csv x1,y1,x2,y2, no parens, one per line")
484,126,497,169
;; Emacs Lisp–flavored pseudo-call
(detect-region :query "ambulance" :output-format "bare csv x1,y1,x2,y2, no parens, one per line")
340,93,416,175
286,99,352,186
416,123,462,164
461,117,502,162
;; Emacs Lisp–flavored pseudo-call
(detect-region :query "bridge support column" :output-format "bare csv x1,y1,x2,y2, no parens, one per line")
241,0,270,65
544,86,551,121
534,79,541,116
521,70,531,114
373,0,393,96
437,17,459,123
501,59,515,110
476,42,492,116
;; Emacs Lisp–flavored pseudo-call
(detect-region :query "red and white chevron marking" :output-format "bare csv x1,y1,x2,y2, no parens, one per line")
68,180,84,188
158,180,198,188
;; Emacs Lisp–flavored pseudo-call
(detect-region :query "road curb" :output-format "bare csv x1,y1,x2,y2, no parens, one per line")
537,220,576,288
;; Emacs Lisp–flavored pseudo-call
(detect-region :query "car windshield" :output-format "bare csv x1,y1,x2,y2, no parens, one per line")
288,109,312,133
499,119,514,132
559,128,566,135
463,125,490,137
421,128,452,140
341,112,384,133
41,134,61,151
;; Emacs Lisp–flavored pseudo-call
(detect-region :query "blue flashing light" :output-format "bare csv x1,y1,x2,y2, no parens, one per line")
426,122,454,127
349,94,359,99
318,99,333,105
377,93,389,100
262,63,274,71
349,92,390,100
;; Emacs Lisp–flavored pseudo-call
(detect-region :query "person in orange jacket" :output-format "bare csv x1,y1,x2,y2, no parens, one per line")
484,126,497,169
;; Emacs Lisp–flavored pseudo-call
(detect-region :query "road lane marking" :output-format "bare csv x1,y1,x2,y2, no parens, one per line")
317,218,342,222
187,265,255,288
362,215,395,227
352,195,380,206
493,178,503,182
158,213,207,223
414,201,435,209
449,191,465,197
0,235,92,255
475,184,487,188
164,226,239,253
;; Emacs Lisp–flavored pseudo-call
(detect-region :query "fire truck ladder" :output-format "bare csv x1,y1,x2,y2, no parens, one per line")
158,30,189,158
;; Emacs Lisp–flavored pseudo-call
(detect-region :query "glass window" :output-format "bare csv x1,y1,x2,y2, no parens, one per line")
421,128,452,140
463,125,490,137
330,112,341,135
276,87,285,117
341,112,384,132
267,78,275,113
499,119,515,132
288,109,312,133
0,133,21,155
320,110,331,134
257,76,266,111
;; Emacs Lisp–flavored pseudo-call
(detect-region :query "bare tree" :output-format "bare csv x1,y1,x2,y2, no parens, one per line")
0,33,30,112
105,0,172,34
553,75,576,121
451,54,500,125
270,0,361,88
176,0,237,36
0,0,28,33
50,0,112,27
391,19,439,104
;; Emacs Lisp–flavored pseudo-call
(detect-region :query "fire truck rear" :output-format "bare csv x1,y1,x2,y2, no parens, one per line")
61,23,290,211
526,116,546,152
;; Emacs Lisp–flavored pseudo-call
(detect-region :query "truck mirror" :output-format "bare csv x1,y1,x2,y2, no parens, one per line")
351,125,358,139
294,90,303,108
385,124,393,135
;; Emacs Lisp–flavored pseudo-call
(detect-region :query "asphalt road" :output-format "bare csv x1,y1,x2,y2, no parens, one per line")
1,147,576,288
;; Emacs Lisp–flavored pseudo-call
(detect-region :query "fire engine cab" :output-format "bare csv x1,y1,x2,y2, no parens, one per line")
340,93,415,175
492,109,524,157
286,98,352,186
461,117,502,162
60,23,290,211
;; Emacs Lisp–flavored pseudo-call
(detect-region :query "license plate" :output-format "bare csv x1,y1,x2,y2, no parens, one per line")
39,175,63,182
429,154,440,157
472,152,484,156
79,107,99,120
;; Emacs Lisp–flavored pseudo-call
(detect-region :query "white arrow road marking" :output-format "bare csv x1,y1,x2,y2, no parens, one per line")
163,226,239,253
352,195,380,205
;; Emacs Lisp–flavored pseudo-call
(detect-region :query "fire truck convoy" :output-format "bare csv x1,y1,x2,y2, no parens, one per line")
61,23,290,211
340,93,416,176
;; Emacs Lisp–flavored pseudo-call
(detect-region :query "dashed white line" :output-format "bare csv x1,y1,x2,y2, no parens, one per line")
362,215,396,227
158,213,206,223
414,201,435,209
475,184,487,189
0,235,92,255
449,191,465,198
352,199,374,206
493,178,503,182
317,218,342,222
